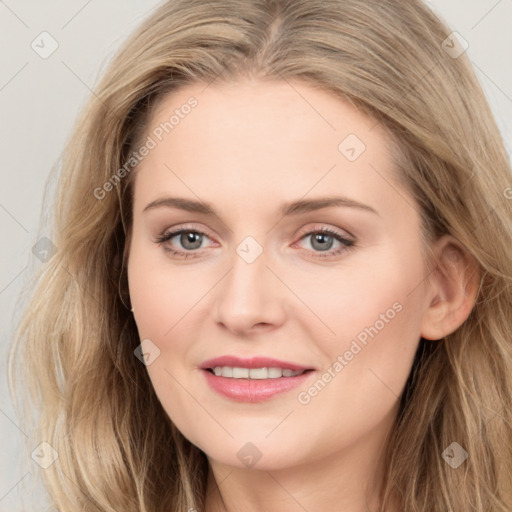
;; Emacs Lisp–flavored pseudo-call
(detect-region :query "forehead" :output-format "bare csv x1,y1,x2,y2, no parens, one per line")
147,78,389,157
132,79,408,219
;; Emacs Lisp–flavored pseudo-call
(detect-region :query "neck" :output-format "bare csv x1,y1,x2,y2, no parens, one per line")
203,413,400,512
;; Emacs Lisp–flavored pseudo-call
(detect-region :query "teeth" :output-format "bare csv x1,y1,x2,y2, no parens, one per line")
232,367,249,378
249,367,268,379
268,367,282,378
211,366,305,379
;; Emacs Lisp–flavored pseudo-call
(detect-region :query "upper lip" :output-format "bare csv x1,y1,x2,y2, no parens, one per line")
200,356,314,371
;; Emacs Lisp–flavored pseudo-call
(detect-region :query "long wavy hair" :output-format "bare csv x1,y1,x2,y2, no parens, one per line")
9,0,512,510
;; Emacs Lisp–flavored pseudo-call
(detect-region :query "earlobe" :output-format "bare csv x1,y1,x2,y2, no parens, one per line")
420,236,480,341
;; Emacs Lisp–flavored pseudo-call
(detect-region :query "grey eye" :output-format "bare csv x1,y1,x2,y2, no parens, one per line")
177,231,203,250
309,233,335,252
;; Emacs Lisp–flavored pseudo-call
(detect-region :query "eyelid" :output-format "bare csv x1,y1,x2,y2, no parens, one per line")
157,223,214,239
155,224,216,246
294,223,355,241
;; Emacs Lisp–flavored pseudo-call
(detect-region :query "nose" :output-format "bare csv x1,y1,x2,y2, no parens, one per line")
213,244,287,337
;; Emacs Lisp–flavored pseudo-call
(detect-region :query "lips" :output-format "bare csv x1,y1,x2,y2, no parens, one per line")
199,355,315,402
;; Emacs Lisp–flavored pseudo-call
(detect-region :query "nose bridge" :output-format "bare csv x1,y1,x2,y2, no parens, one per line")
214,235,285,333
223,239,271,309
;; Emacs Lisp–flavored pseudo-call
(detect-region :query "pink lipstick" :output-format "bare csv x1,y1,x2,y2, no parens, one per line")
200,356,315,403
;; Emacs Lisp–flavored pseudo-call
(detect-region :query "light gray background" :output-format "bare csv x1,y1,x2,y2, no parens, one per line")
1,1,511,510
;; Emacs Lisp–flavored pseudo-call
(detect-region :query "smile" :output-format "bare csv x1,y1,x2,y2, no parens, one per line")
209,366,306,379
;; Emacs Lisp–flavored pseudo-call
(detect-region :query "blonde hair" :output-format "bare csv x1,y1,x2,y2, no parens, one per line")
10,0,512,510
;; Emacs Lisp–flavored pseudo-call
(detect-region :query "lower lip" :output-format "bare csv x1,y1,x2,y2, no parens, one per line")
202,369,313,402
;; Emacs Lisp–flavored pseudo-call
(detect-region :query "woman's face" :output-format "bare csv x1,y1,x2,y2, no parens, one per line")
128,79,432,471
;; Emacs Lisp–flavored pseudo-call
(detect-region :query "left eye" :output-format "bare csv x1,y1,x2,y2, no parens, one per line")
298,231,349,252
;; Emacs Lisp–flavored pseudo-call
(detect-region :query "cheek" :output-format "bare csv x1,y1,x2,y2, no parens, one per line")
305,239,427,398
305,246,425,347
286,257,426,458
127,247,210,437
313,249,425,397
127,240,209,340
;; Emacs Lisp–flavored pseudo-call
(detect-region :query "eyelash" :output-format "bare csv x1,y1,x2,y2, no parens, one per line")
155,225,355,260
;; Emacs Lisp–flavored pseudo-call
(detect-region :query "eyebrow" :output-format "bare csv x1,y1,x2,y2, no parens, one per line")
143,196,378,217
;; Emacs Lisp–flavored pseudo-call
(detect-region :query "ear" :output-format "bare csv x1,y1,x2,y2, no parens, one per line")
421,235,480,341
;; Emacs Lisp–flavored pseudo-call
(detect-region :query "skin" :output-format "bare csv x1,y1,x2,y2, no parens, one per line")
127,78,478,512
